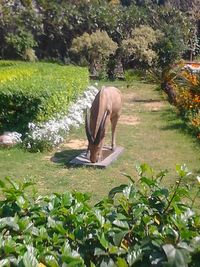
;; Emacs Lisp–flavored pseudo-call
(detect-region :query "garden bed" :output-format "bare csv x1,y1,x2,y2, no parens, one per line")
0,61,89,134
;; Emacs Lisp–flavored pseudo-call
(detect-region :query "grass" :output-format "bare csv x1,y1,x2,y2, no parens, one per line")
0,80,200,204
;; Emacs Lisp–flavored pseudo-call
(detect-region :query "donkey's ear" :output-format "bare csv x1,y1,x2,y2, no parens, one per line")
85,109,94,143
94,110,108,145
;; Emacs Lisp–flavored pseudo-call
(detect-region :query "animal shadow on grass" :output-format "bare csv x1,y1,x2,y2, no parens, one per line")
51,149,85,168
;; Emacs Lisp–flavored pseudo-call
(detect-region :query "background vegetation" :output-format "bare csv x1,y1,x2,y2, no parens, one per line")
0,0,199,78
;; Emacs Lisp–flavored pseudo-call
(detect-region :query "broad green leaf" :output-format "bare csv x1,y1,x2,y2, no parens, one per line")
61,241,71,255
62,253,85,266
113,219,129,230
140,177,156,187
162,244,188,267
175,165,191,178
94,247,108,256
108,184,128,199
5,177,20,190
39,226,49,240
95,209,105,227
23,246,39,267
0,180,5,188
45,255,59,267
4,237,17,254
138,163,153,176
47,217,66,234
0,259,10,267
127,248,143,266
98,233,109,249
116,257,128,267
153,188,169,198
123,186,131,199
0,216,19,231
178,242,193,253
113,230,129,246
16,195,28,209
99,257,115,267
61,192,73,207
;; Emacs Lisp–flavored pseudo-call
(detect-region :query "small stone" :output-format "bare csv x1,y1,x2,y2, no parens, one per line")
0,133,16,147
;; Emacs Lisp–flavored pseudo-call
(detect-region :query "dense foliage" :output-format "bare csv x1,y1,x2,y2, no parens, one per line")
0,61,89,133
158,62,200,141
0,0,199,77
70,30,118,76
0,164,199,266
175,64,200,140
121,25,162,69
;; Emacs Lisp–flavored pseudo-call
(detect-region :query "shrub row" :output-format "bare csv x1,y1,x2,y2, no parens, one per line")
0,164,199,266
176,66,200,139
0,61,89,134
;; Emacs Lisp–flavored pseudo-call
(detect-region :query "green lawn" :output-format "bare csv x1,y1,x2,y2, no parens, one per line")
0,81,200,204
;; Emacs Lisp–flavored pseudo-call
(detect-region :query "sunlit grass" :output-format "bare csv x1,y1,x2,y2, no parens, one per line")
0,80,199,204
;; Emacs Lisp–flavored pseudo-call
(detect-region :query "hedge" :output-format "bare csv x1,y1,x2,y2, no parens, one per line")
0,61,89,133
0,164,199,266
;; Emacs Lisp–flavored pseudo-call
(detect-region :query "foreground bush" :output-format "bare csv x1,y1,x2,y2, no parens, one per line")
0,61,89,133
0,164,199,266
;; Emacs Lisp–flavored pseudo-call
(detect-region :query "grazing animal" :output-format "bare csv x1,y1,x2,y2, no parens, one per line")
85,86,122,163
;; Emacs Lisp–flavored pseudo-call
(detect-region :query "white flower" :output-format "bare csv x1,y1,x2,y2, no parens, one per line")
26,85,99,148
7,131,22,143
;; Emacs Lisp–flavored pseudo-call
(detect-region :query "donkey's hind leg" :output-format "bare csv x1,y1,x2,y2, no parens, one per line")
111,115,120,150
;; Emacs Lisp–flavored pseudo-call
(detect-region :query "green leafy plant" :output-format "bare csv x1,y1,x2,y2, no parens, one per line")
70,30,118,77
0,164,199,266
0,61,89,133
121,25,163,69
5,29,37,58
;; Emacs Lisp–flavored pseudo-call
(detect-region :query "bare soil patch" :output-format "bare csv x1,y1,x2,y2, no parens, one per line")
62,139,88,149
122,92,137,103
119,114,140,125
143,101,165,111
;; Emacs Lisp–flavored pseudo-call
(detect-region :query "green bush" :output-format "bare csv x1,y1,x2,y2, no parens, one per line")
0,61,89,133
121,25,163,69
124,69,143,82
5,29,37,58
70,30,118,77
0,164,199,266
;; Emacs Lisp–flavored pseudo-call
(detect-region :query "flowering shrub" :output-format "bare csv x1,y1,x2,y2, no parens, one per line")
168,62,200,140
176,89,200,114
24,85,99,152
0,164,199,266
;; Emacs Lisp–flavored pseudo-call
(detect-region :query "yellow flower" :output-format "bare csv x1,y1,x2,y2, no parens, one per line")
197,176,200,184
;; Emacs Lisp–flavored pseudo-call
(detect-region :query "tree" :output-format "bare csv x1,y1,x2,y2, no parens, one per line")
121,25,162,69
70,30,118,76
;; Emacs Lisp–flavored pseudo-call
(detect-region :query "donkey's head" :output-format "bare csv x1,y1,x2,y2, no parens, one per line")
85,109,108,163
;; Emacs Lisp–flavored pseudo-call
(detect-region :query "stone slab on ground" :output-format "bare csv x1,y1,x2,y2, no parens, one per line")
69,146,124,168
